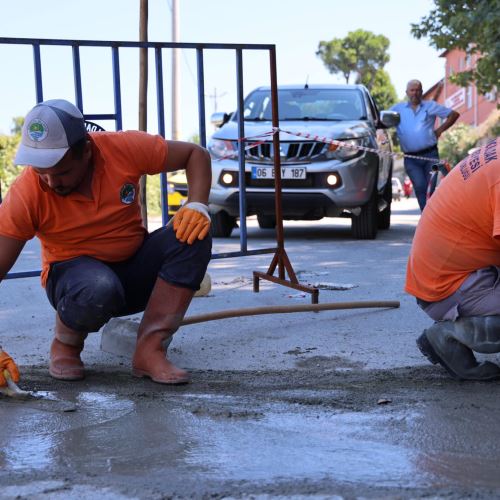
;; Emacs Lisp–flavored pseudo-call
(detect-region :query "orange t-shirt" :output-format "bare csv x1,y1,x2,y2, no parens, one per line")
0,130,168,287
406,138,500,301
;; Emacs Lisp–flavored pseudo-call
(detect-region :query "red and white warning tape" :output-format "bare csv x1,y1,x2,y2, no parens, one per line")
276,127,449,165
214,127,451,169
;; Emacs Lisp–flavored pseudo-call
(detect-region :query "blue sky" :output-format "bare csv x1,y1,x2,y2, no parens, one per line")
0,0,444,139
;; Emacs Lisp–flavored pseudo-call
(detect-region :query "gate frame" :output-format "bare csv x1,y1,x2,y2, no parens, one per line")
0,37,317,301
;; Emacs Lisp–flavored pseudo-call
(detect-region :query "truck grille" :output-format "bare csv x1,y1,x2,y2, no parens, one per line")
245,141,325,163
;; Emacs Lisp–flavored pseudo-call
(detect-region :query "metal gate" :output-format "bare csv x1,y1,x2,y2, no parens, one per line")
0,37,318,301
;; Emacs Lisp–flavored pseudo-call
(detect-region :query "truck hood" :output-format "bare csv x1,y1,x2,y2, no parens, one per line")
211,120,372,141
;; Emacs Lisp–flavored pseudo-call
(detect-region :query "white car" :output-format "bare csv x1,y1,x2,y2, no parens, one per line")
392,177,403,201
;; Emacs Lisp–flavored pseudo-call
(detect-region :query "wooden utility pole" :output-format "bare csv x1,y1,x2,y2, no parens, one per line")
171,0,180,140
139,0,148,228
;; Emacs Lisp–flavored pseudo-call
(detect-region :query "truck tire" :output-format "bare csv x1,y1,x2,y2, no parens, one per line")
257,214,276,229
351,190,378,239
211,211,237,237
378,178,392,230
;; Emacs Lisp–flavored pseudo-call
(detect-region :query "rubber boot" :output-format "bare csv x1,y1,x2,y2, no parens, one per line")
49,314,88,381
132,278,194,384
417,316,500,381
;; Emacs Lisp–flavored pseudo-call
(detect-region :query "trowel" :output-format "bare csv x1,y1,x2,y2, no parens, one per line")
0,370,77,413
0,354,77,413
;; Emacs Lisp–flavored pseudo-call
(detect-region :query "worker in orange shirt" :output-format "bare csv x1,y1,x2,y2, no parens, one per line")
0,99,212,385
406,138,500,380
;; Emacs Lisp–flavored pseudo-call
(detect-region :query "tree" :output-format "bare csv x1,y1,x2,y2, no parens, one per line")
363,69,398,110
316,30,397,110
411,0,500,95
0,117,23,200
317,30,390,88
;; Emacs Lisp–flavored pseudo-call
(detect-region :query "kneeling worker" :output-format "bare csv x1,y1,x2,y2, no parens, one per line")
406,138,500,380
0,99,212,385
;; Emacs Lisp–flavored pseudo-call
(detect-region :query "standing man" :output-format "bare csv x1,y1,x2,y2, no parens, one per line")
406,138,500,381
391,79,459,211
0,99,212,385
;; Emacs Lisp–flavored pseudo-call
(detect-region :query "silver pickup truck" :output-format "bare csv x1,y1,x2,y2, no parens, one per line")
207,84,399,239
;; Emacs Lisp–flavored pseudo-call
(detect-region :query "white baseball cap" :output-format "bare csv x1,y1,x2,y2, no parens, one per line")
14,99,87,168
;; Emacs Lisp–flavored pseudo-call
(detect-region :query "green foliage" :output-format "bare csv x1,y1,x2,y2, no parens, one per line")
438,123,476,165
146,174,162,216
317,30,390,88
188,133,200,145
411,0,500,94
365,69,398,110
0,117,23,198
316,30,397,111
439,109,500,165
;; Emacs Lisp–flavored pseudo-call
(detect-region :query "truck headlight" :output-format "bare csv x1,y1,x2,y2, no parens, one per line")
208,139,237,160
325,138,365,160
336,138,365,160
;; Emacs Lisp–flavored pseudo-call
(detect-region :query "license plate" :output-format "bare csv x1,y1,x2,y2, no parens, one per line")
251,166,306,180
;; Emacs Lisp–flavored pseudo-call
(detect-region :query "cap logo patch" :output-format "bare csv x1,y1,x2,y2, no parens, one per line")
120,183,136,205
27,119,48,142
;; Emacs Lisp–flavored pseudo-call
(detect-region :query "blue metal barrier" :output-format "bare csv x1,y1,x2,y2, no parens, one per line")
1,37,281,280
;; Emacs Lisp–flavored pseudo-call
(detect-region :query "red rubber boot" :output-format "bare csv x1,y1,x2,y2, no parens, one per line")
132,278,194,384
49,314,88,381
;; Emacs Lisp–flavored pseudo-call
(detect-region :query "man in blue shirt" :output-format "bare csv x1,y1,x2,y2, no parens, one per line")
391,80,459,210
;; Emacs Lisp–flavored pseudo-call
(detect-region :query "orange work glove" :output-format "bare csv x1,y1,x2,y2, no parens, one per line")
172,202,211,245
0,349,20,387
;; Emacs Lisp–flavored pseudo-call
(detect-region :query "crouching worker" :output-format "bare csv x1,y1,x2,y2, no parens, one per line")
406,138,500,381
0,99,212,384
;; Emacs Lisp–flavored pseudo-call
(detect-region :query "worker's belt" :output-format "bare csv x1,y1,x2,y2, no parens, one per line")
405,144,438,156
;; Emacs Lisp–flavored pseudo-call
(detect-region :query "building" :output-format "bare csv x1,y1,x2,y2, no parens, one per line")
423,48,498,127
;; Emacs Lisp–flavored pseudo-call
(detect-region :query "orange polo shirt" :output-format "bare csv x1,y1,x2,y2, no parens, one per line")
406,138,500,301
0,130,168,287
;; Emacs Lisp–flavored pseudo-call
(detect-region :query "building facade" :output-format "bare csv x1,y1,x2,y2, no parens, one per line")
423,48,497,127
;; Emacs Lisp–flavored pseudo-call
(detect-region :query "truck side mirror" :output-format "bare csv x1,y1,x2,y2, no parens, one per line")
379,110,400,128
210,112,232,128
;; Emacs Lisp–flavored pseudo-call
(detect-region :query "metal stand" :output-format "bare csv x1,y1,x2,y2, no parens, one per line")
252,48,319,304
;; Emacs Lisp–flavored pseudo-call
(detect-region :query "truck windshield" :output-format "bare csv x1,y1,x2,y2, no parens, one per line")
240,88,367,121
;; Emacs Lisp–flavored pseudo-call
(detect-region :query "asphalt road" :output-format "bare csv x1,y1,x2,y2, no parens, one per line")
3,197,500,499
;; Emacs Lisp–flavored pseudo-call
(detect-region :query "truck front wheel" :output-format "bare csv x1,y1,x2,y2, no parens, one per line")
351,190,378,239
211,211,237,237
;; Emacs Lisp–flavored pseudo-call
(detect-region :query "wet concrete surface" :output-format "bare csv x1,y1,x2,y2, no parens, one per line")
3,198,500,498
4,367,500,499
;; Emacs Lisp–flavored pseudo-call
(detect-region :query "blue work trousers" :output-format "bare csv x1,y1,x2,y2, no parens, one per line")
404,146,439,211
45,225,212,332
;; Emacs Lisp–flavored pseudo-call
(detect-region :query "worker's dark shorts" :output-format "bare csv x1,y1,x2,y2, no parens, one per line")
45,225,212,332
417,266,500,322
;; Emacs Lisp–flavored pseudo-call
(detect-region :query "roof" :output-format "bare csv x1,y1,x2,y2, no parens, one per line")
423,79,444,100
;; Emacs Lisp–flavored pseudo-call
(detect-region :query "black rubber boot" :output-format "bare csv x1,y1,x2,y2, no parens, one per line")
417,317,500,381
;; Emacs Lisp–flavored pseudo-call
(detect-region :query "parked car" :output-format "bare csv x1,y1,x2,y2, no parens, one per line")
392,177,403,201
207,84,399,239
167,170,188,215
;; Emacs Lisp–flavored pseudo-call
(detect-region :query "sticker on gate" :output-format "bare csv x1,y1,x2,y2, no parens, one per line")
251,166,306,180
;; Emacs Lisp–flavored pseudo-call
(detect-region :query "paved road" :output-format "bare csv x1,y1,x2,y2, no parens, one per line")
3,197,500,499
